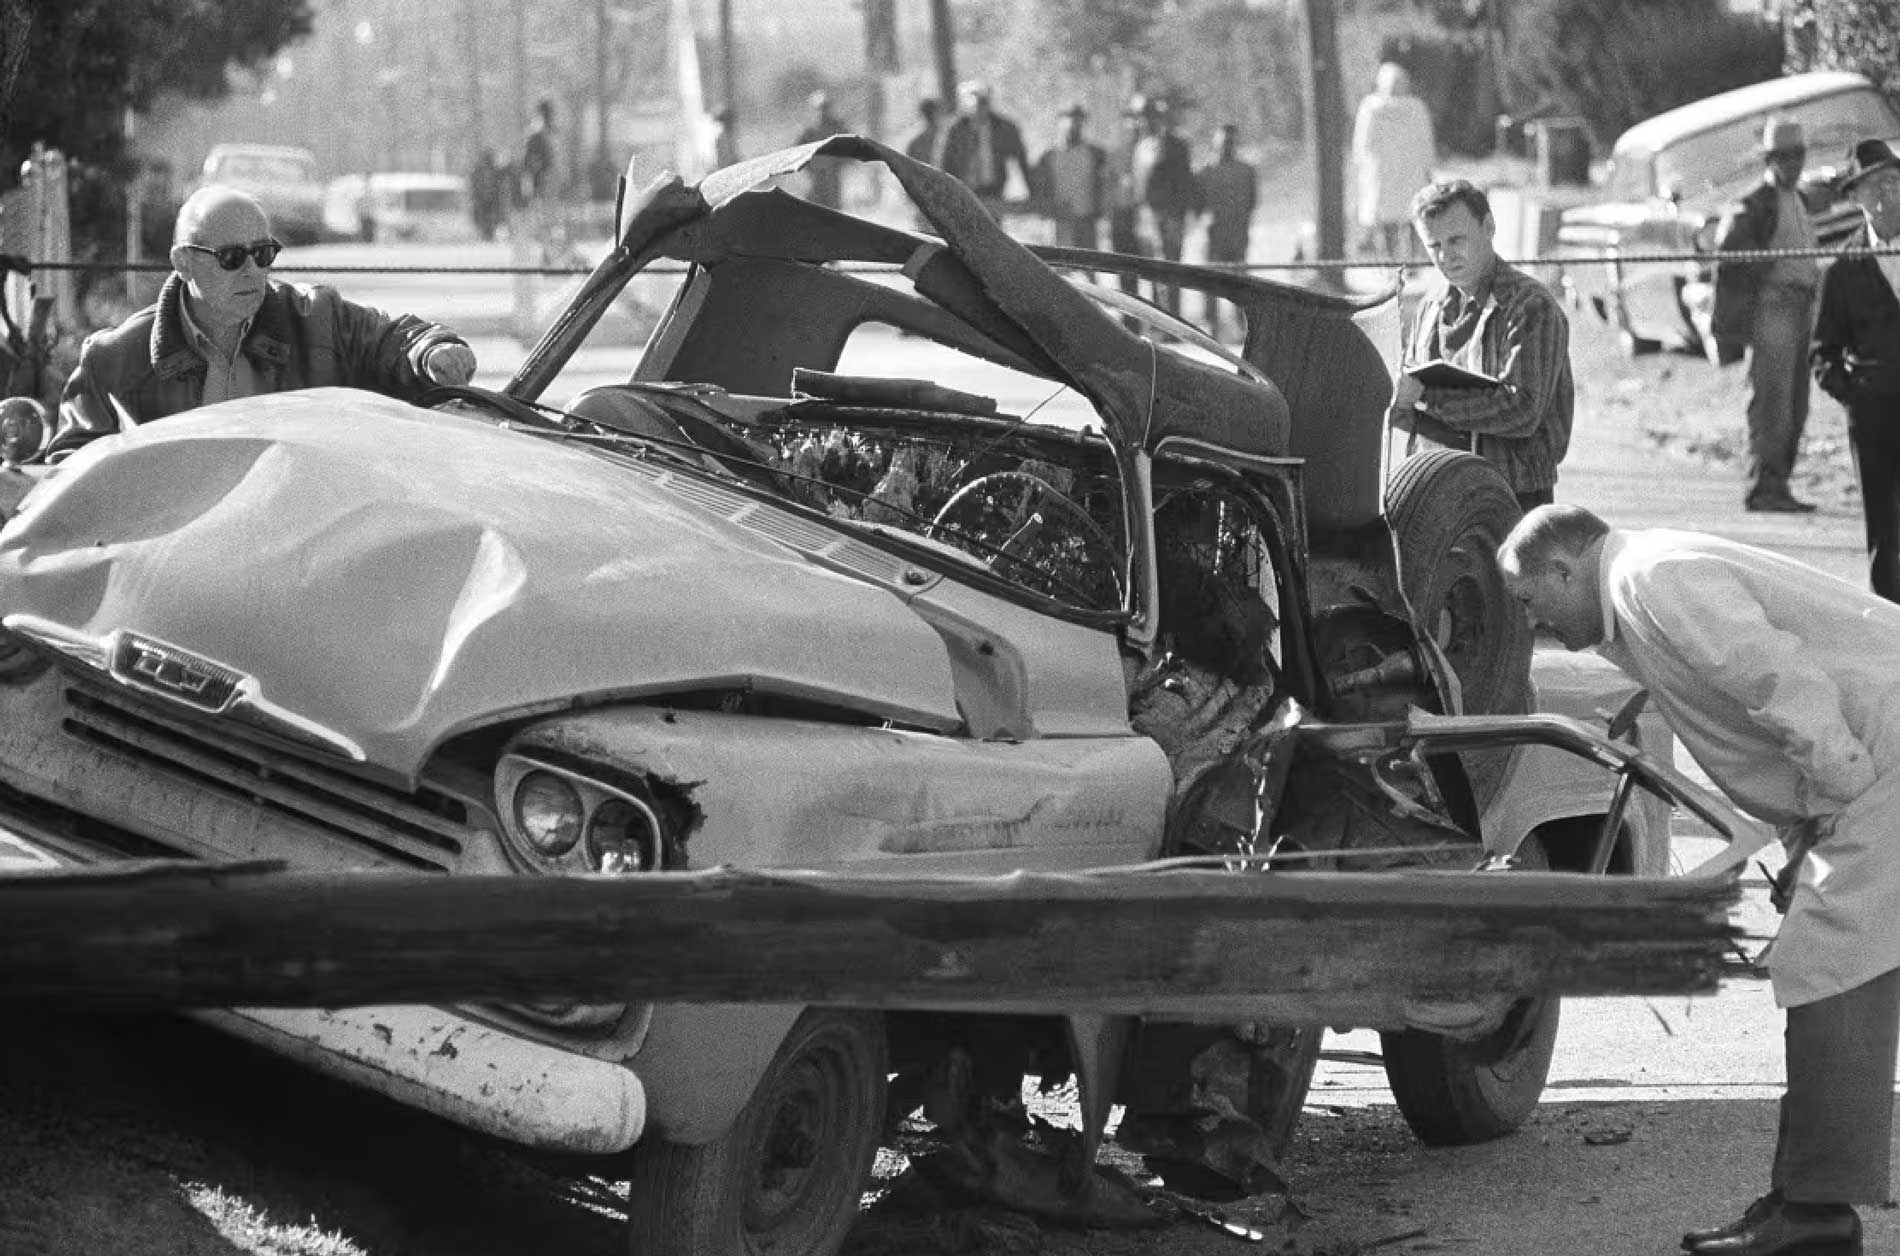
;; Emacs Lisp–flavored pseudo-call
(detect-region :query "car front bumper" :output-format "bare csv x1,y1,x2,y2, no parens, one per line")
196,1004,646,1154
0,807,647,1156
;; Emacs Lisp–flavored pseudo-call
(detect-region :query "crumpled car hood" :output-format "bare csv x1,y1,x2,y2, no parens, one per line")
0,389,961,783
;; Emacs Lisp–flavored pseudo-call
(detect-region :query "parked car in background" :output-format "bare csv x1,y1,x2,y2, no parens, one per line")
323,172,474,244
196,143,327,245
0,138,1739,1256
1556,71,1900,357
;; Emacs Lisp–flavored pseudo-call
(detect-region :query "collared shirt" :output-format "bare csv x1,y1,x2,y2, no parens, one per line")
1405,257,1574,494
1436,261,1499,361
177,296,260,408
1767,184,1819,291
1872,220,1900,303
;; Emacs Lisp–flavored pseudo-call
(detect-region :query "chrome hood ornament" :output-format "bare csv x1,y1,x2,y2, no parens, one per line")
4,614,366,762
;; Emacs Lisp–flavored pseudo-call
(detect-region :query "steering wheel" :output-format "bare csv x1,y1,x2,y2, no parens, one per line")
929,470,1112,554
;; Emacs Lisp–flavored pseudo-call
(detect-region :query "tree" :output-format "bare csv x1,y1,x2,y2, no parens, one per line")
1502,0,1780,148
1033,0,1168,75
1785,0,1900,108
2,0,312,190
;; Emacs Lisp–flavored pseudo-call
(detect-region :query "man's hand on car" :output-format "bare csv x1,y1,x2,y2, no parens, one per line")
423,343,478,387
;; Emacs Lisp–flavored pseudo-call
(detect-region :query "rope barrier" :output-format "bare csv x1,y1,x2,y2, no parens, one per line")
9,241,1900,278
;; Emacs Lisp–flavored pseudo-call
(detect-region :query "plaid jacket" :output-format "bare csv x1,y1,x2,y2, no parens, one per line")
1405,259,1574,494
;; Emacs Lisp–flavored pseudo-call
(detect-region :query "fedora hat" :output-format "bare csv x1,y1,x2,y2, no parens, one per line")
1842,138,1900,193
1760,117,1805,154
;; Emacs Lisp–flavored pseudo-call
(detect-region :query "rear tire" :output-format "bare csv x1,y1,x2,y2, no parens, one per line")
624,1008,886,1256
1383,449,1533,807
1380,836,1561,1145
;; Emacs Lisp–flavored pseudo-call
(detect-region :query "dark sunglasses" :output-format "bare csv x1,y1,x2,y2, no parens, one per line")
183,240,282,271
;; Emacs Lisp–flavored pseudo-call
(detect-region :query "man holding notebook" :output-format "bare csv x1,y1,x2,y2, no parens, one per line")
1389,178,1574,512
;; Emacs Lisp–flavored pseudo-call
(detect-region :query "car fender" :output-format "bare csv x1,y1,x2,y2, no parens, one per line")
628,1003,806,1143
1479,650,1674,875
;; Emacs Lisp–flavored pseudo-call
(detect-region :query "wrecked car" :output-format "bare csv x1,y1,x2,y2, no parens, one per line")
0,137,1740,1253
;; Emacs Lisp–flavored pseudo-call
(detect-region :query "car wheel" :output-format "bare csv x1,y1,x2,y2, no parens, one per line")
1614,298,1662,356
1618,328,1662,357
623,1008,887,1256
1383,449,1533,806
1379,836,1561,1145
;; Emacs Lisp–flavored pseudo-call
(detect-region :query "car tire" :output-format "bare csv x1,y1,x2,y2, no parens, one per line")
623,1008,887,1256
1379,836,1561,1145
1383,449,1533,807
1614,298,1662,356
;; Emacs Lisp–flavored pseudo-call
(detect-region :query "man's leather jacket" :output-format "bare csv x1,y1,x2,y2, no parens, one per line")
54,274,468,455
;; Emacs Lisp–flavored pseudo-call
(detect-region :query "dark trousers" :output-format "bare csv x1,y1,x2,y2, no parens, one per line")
1745,283,1816,505
1773,965,1900,1203
1848,412,1900,602
1149,210,1187,318
1108,208,1145,330
1203,233,1247,340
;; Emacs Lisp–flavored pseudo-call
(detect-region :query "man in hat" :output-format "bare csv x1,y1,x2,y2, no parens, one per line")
902,96,944,168
1812,138,1900,602
935,80,1030,217
1130,94,1199,316
1711,116,1825,513
795,91,850,210
1032,103,1108,250
1194,121,1258,340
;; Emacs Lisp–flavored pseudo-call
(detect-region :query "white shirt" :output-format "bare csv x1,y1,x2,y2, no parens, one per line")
1592,528,1900,1005
1870,219,1900,303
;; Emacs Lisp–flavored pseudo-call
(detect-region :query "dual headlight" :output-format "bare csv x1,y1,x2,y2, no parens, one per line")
496,756,663,875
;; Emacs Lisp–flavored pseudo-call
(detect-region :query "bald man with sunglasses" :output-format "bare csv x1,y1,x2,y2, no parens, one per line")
54,186,476,454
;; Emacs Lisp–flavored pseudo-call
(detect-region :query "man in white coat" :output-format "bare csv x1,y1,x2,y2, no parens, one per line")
1499,503,1895,1256
1350,62,1437,261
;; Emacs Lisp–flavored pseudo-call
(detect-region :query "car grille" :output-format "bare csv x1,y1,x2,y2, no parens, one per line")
59,678,471,872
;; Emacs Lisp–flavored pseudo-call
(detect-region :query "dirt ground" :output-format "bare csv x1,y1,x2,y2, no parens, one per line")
0,318,1880,1256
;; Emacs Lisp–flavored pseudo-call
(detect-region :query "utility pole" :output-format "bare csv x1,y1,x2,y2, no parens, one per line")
512,0,527,158
1301,0,1346,290
595,0,611,195
464,0,485,163
718,0,736,127
928,0,957,108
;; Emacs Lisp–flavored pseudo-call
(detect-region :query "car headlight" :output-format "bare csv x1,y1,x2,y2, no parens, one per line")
496,755,670,875
586,797,660,873
513,769,583,857
0,397,49,466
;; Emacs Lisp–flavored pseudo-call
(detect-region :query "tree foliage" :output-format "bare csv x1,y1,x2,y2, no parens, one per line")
1501,0,1782,147
2,0,313,186
1034,0,1169,75
1785,0,1900,109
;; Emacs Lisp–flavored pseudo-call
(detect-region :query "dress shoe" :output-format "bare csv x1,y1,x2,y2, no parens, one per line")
1682,1191,1780,1250
1685,1195,1860,1255
1746,495,1818,513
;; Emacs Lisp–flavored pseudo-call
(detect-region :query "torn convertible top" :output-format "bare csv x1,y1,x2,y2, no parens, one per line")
608,135,1295,460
